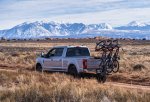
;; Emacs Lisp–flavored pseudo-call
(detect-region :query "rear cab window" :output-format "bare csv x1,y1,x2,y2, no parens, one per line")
66,47,90,57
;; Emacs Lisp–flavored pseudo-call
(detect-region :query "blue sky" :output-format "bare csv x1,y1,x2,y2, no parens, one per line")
0,0,150,29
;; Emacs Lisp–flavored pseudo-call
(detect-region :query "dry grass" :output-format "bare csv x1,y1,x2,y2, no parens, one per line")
0,70,150,102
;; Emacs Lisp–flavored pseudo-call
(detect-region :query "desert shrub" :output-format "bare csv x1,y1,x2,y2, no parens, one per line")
129,52,137,55
133,64,145,71
142,38,146,40
11,52,20,57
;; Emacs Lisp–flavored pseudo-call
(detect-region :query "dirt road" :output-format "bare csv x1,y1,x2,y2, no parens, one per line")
106,82,150,92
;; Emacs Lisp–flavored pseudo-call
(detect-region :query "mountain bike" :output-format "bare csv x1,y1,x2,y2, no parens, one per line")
95,40,108,83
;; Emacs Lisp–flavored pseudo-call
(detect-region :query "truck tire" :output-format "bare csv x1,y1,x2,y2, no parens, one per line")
36,63,42,72
68,65,78,77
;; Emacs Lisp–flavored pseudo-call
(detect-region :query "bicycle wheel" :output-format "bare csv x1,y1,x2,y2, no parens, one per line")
96,65,107,83
113,60,119,73
106,60,113,73
95,40,106,51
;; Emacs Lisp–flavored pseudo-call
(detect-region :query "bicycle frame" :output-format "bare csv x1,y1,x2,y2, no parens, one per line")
113,45,120,60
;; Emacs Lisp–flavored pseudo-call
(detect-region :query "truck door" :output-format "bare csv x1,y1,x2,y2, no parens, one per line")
43,48,64,71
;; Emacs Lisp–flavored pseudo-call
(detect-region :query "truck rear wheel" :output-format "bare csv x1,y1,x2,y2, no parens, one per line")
68,65,78,77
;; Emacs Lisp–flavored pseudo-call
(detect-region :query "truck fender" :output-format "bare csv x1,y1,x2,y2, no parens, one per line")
67,63,79,73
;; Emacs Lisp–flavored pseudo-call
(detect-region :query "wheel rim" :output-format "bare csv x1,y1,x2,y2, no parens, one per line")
113,61,119,73
106,61,113,73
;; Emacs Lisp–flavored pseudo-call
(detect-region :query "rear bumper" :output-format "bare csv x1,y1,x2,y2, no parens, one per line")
80,68,97,74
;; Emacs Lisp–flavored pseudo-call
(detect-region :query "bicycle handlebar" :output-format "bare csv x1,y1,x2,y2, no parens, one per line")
95,39,121,51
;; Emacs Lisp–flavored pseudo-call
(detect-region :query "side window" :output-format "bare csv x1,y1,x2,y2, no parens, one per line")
54,48,64,56
46,48,64,57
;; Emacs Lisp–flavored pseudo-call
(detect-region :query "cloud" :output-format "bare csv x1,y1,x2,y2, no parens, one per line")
0,0,150,29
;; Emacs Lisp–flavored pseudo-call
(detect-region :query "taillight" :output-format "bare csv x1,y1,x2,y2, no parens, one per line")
83,59,87,69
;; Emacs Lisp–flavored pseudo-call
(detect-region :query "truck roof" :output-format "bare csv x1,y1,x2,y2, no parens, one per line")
53,45,87,48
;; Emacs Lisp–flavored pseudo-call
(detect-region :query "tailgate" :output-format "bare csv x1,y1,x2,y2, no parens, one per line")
87,58,100,69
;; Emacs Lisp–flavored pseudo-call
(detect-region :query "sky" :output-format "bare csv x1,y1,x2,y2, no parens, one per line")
0,0,150,30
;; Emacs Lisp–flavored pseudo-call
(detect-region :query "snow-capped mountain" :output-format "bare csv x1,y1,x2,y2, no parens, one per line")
127,21,143,26
0,21,150,39
0,21,112,39
115,21,150,31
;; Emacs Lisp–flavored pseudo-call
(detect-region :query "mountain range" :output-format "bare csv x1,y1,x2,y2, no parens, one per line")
0,21,150,39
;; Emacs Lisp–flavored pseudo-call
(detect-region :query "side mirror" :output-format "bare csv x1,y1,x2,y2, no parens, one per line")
50,53,54,57
40,52,45,57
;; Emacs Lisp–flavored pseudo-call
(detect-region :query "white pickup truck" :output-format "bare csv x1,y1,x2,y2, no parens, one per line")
36,46,100,76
